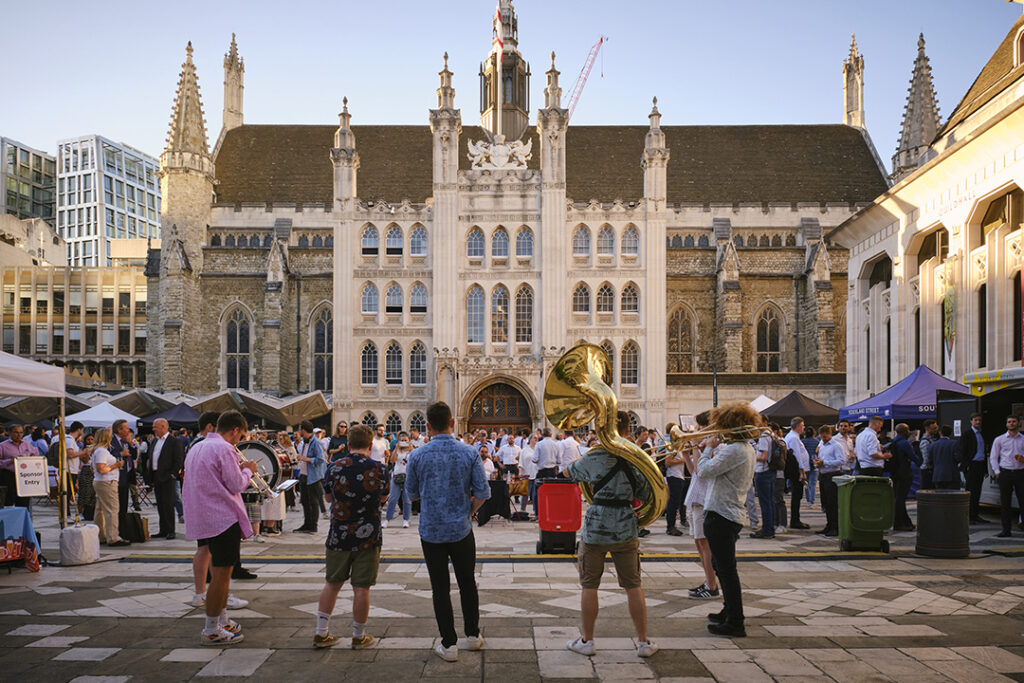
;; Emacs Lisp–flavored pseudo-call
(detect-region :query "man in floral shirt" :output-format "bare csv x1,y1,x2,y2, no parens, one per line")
312,424,386,649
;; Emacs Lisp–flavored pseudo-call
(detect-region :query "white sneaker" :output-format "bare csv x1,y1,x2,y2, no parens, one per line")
191,593,206,608
636,640,659,657
382,520,389,529
225,594,248,609
402,520,410,528
567,636,595,656
462,634,484,651
253,535,266,543
775,526,788,534
434,643,458,662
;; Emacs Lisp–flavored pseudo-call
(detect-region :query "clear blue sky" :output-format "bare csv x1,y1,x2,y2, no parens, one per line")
5,0,1021,174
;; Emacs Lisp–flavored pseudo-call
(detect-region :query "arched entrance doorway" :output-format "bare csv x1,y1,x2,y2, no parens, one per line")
466,382,532,433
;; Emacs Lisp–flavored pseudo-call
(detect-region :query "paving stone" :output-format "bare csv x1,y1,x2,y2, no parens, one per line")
6,623,70,636
25,635,89,648
195,648,273,677
746,648,825,676
922,659,1016,682
53,647,122,661
536,649,595,678
953,646,1024,673
160,648,221,662
594,661,656,679
700,661,774,682
68,678,131,683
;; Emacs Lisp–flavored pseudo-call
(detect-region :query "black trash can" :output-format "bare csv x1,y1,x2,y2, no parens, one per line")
915,489,970,558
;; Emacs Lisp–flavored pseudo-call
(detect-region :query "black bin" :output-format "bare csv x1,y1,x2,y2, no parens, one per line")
915,489,970,558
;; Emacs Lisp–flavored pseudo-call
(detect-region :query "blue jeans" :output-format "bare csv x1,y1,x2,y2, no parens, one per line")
805,470,818,505
754,470,775,534
386,476,409,521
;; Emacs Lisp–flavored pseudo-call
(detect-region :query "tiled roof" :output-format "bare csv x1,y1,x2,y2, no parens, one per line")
214,123,888,206
939,14,1024,137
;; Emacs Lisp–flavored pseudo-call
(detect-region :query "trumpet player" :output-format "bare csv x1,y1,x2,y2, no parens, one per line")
182,410,257,645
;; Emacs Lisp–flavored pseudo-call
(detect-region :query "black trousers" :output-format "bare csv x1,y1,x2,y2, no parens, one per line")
773,477,786,529
704,511,743,626
966,460,987,520
998,469,1024,533
421,531,479,648
299,475,323,531
919,468,934,491
819,472,841,532
153,478,176,536
666,476,684,529
789,478,804,526
859,467,885,477
0,468,30,507
892,475,913,528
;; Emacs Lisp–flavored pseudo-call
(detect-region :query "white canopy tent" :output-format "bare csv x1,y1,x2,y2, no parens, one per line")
65,402,139,431
749,394,776,412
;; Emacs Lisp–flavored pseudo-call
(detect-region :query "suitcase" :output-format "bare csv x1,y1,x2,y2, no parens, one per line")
123,512,149,543
60,523,101,565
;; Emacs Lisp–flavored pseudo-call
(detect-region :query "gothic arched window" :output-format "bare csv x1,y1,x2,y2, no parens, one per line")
491,285,509,343
492,227,509,258
621,341,640,386
572,226,591,255
264,234,274,247
597,226,615,255
600,340,615,382
572,283,591,314
621,283,639,314
410,283,427,314
683,235,694,248
225,235,235,247
385,284,403,313
756,307,781,372
733,235,743,248
759,234,769,247
621,226,639,255
360,342,378,385
467,286,484,343
409,412,427,433
361,412,378,428
698,234,709,247
667,307,693,372
386,225,403,255
467,228,485,258
410,225,427,256
771,234,782,247
224,307,252,390
311,306,332,392
410,341,427,385
312,235,323,248
385,342,402,384
238,235,249,248
210,234,221,246
785,234,796,247
515,286,533,343
296,235,306,248
385,412,402,434
516,227,533,257
361,225,378,255
596,283,615,313
361,283,378,314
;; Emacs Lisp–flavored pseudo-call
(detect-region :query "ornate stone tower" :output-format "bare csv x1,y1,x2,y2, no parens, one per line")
214,34,244,155
843,35,866,129
891,34,940,182
479,0,531,140
537,53,568,353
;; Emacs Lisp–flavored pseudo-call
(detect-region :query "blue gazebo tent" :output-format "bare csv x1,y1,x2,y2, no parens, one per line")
839,365,971,421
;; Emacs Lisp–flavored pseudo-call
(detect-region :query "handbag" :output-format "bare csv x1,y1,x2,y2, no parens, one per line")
393,473,406,488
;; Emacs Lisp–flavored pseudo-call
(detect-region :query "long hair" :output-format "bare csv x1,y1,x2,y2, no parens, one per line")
91,427,112,453
709,402,761,441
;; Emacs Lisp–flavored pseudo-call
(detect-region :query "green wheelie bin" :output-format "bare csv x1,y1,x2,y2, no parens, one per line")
836,475,894,553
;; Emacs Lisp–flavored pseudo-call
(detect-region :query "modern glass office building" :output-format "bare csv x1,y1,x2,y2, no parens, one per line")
1,137,56,225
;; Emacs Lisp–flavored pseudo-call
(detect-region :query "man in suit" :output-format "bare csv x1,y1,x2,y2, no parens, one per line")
145,418,184,539
930,425,962,489
889,424,919,531
111,418,139,533
958,413,989,523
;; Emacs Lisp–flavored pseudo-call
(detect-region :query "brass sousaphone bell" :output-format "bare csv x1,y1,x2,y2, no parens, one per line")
544,343,668,527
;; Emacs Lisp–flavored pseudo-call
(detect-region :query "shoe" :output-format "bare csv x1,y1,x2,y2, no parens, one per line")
166,533,176,540
666,527,684,536
232,568,258,580
790,522,810,530
462,634,484,651
707,610,727,625
109,540,131,547
434,643,458,662
382,520,389,529
775,526,788,534
293,527,311,533
749,531,775,539
707,622,746,638
815,528,829,535
264,529,281,536
351,634,375,650
893,525,915,532
322,512,330,520
824,530,839,537
997,531,1012,537
201,627,245,645
221,619,242,634
253,535,266,543
191,593,206,608
313,632,340,648
402,520,410,528
225,594,248,609
970,517,988,524
689,584,720,599
636,640,659,658
566,636,595,656
637,528,651,538
178,516,185,524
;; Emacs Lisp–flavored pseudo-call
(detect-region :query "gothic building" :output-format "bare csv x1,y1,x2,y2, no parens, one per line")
147,2,888,431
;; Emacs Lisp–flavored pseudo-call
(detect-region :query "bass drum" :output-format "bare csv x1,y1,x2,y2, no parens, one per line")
236,440,282,489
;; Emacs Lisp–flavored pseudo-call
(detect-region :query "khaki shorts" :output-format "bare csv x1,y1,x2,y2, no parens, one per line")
325,546,381,588
577,537,642,589
687,504,706,540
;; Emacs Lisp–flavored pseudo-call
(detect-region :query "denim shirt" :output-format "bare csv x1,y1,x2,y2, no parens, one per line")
305,436,327,485
405,433,490,543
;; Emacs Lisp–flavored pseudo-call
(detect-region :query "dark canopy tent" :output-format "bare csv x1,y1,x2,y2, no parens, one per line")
840,365,971,421
138,402,201,430
759,390,839,425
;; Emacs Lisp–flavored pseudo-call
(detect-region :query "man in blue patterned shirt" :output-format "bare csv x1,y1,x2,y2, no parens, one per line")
405,401,490,663
312,424,386,650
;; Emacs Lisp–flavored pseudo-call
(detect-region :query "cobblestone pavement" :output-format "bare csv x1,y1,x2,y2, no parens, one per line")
3,500,1024,681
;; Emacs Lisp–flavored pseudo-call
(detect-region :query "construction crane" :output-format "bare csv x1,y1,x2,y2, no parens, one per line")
567,36,608,120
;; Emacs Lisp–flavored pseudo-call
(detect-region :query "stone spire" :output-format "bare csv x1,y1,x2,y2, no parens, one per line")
165,42,210,158
222,33,244,133
643,97,669,205
332,97,359,203
891,34,940,182
843,34,865,129
437,52,455,109
493,0,519,52
544,52,562,108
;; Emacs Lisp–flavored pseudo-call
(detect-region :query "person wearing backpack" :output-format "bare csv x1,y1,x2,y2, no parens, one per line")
750,416,776,539
769,424,788,535
784,418,810,529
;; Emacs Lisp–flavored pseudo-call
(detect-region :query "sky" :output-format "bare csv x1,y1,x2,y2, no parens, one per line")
4,0,1021,174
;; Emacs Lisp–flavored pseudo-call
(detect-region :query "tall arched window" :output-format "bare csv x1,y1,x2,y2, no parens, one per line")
312,235,323,247
597,226,615,255
978,284,987,368
410,341,427,385
361,225,378,255
621,283,639,314
360,342,378,385
467,286,484,343
361,283,378,314
600,340,615,382
756,307,781,372
361,412,378,428
224,307,252,390
516,227,533,257
515,286,533,343
385,284,403,314
467,228,485,258
225,235,235,247
211,234,221,246
385,342,402,384
733,235,743,248
410,283,427,314
492,227,509,258
1014,271,1023,363
409,412,427,433
572,283,591,313
311,306,332,392
386,225,403,255
621,226,639,255
596,283,615,313
385,412,403,434
491,285,509,343
410,225,427,256
573,226,591,255
667,307,693,372
621,341,639,386
238,235,249,248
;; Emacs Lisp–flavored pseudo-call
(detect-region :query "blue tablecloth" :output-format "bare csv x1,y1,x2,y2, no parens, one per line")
0,507,40,555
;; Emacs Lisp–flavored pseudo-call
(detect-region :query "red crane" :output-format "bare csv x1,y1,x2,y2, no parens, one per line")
567,36,608,120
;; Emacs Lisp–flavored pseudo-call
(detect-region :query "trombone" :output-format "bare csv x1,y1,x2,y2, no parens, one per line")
235,446,279,500
649,423,762,463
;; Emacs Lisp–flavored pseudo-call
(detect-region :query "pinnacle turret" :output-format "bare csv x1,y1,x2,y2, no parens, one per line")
165,41,210,157
891,33,940,182
437,53,455,109
843,34,865,129
544,52,562,109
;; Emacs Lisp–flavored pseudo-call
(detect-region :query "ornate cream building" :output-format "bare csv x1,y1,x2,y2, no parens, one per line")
147,2,888,431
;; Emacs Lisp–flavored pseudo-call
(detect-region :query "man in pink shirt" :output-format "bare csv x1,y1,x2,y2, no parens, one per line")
183,410,257,645
0,425,39,507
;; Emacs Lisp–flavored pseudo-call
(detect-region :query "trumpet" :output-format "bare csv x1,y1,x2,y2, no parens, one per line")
235,446,278,500
650,423,761,462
